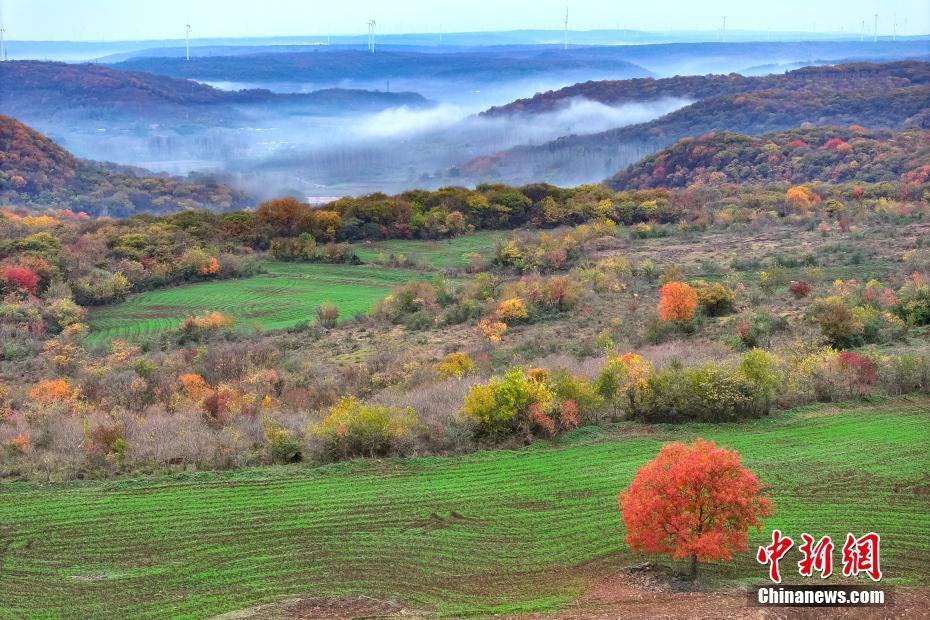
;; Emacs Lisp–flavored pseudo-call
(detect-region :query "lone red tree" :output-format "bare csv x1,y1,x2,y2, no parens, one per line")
619,439,773,579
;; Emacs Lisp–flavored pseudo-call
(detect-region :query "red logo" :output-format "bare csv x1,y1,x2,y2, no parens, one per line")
757,531,882,583
756,529,794,583
842,532,882,581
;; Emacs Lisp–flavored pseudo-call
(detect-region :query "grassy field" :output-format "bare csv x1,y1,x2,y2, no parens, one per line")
83,231,502,347
0,399,927,618
351,231,504,268
85,263,419,347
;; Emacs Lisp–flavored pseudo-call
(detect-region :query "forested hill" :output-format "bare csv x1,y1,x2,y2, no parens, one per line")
607,127,930,190
0,61,429,122
0,115,251,216
482,61,930,117
460,65,930,186
112,48,651,83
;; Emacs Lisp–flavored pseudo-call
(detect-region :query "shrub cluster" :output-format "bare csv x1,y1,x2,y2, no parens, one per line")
462,367,595,437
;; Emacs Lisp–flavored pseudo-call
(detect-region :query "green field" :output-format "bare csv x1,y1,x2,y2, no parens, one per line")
85,263,420,347
351,231,504,268
1,399,927,618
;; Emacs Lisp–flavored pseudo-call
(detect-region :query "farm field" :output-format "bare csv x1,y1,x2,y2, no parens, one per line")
1,398,927,618
350,230,504,268
85,263,420,347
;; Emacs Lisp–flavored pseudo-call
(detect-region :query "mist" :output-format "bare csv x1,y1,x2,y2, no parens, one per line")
28,68,691,200
216,95,691,199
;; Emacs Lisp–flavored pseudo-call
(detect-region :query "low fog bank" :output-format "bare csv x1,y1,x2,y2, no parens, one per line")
29,70,690,200
227,96,691,199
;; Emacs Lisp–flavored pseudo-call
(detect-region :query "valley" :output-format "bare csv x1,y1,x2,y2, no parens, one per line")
1,12,929,619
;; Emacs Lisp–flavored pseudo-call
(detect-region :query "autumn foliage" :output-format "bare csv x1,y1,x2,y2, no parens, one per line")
179,311,235,336
2,266,41,295
619,440,773,577
657,281,698,322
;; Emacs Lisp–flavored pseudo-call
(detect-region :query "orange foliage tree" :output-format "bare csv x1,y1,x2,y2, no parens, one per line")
786,185,818,212
28,379,80,407
619,439,773,578
657,281,698,322
199,256,220,276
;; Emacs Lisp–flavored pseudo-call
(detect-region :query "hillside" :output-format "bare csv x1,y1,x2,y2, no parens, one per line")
2,400,927,616
0,115,251,215
112,48,652,84
458,64,930,186
608,127,930,189
0,61,429,124
483,61,930,116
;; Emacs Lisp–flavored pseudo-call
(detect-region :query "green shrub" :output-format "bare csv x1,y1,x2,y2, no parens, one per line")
897,274,930,326
437,352,475,379
693,280,736,316
758,264,789,294
310,397,417,458
548,369,602,417
808,296,863,348
463,368,554,434
594,353,652,418
739,349,782,406
633,364,768,423
265,423,301,463
732,313,780,349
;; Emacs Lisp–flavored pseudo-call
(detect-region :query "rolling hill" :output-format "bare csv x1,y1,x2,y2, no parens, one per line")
0,115,251,216
111,47,652,85
458,62,930,186
483,61,930,116
607,127,930,189
0,61,430,125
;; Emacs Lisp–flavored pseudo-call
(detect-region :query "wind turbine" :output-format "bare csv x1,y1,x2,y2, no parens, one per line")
873,13,878,42
0,0,6,62
563,7,568,50
185,23,191,61
368,19,376,53
721,16,727,43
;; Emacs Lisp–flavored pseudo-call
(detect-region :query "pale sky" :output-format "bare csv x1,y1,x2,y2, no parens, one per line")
2,0,928,41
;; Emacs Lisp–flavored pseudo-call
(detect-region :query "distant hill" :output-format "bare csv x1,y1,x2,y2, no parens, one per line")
457,62,930,186
0,61,430,124
0,115,251,216
607,127,930,189
111,48,652,84
483,61,930,116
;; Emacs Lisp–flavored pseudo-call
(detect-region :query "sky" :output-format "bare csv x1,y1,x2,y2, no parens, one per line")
2,0,928,41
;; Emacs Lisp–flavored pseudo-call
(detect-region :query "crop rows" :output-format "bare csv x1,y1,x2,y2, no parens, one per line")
85,263,419,346
350,231,504,268
0,400,927,617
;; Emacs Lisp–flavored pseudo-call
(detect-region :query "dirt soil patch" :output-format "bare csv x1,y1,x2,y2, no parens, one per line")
516,564,930,619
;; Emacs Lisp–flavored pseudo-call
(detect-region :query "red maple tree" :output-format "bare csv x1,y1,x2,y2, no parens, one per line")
619,439,773,578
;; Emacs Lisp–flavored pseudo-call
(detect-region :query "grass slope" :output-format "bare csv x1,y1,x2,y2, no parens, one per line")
350,231,504,269
0,399,927,617
85,263,418,346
